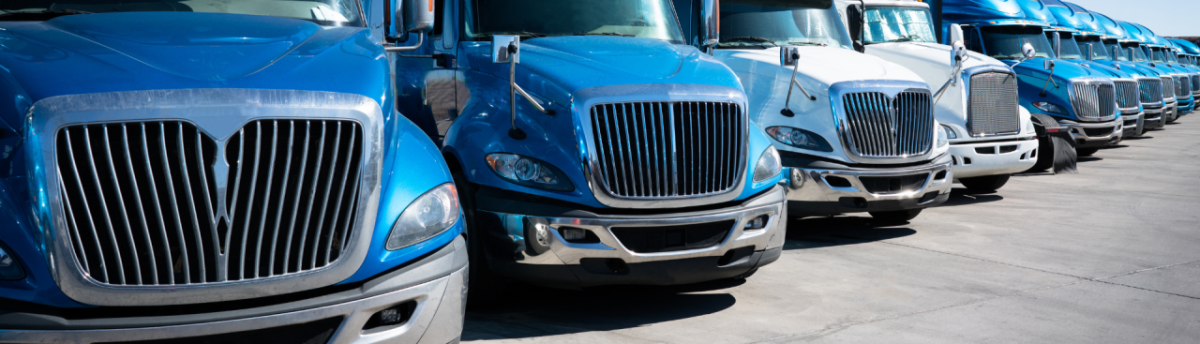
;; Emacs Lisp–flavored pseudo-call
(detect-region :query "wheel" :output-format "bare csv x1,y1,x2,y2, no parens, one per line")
869,209,923,222
959,174,1010,193
1076,147,1100,157
451,168,507,308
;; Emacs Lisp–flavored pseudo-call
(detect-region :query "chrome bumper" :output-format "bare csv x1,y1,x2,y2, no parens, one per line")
784,154,953,216
1121,111,1144,137
0,238,469,344
1060,118,1122,149
477,186,787,288
1142,105,1165,130
947,137,1038,179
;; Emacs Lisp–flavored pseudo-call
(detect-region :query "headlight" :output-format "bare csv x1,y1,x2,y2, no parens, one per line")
0,242,24,280
1032,101,1069,115
753,146,782,183
386,183,460,251
764,126,833,152
485,153,573,191
941,125,958,140
936,125,949,148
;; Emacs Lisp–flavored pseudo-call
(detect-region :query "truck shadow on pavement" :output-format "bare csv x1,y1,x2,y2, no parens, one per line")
936,187,1004,208
783,216,916,250
463,279,739,340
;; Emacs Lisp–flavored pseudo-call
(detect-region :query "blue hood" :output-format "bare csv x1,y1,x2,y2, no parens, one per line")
0,12,389,118
463,36,743,105
1004,57,1098,81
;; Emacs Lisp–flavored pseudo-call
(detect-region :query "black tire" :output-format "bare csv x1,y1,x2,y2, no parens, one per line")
451,167,507,308
959,174,1010,193
1077,147,1100,157
869,209,923,222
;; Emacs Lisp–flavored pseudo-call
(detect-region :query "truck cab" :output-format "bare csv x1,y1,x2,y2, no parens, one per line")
937,0,1124,156
1146,32,1196,117
1036,0,1149,137
674,0,953,222
836,0,1037,191
1120,21,1191,122
1090,11,1177,128
387,0,787,299
1169,38,1200,101
0,0,468,342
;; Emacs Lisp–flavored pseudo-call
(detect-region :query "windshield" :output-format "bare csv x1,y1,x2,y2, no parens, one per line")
862,6,936,44
981,26,1055,60
1150,47,1169,63
1047,31,1083,60
1104,40,1128,61
0,0,362,26
717,0,852,49
462,0,684,43
1121,42,1149,62
1077,36,1109,61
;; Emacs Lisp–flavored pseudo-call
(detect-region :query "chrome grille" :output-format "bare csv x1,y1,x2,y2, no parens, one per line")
56,120,364,286
1070,82,1116,119
1162,76,1175,100
589,102,743,199
1139,78,1163,104
967,72,1020,136
1192,75,1199,93
1177,76,1192,98
1113,80,1140,110
840,91,933,158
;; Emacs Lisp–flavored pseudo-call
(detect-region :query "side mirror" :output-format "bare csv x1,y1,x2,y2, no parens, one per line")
492,35,520,63
780,47,799,66
701,0,719,47
1086,44,1094,61
1112,45,1121,60
400,0,435,34
1022,42,1037,59
949,24,966,67
1052,33,1062,58
1044,59,1055,71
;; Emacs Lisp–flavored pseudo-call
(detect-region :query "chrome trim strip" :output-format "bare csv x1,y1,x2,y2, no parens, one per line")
27,89,383,306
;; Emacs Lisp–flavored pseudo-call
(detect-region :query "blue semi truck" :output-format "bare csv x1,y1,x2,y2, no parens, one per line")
932,0,1123,156
1034,0,1154,138
1120,21,1193,121
1170,39,1200,100
0,0,470,342
1089,11,1179,127
388,0,787,301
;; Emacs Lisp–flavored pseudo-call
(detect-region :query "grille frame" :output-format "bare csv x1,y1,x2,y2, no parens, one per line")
1137,77,1164,107
830,81,935,164
576,85,750,209
1112,79,1141,113
964,69,1021,137
29,89,384,307
1161,76,1176,102
1068,78,1118,121
1175,75,1192,98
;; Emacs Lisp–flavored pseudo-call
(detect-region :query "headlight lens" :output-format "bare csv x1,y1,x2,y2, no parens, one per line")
941,125,958,140
753,146,782,183
936,125,949,148
386,183,460,251
0,242,25,280
764,126,833,152
1032,101,1069,115
485,153,573,191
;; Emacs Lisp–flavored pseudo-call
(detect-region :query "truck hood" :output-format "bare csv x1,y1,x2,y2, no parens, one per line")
464,36,743,105
0,12,388,111
865,42,1008,85
1004,58,1097,82
715,46,915,85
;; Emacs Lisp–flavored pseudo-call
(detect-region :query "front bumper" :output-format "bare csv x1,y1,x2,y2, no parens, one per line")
1059,118,1122,148
1142,105,1165,130
782,153,952,216
1121,111,1144,137
0,238,469,344
947,137,1038,179
474,186,787,288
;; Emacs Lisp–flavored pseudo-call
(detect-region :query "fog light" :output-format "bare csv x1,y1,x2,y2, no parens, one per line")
745,215,769,230
363,301,416,330
558,227,600,244
561,228,586,240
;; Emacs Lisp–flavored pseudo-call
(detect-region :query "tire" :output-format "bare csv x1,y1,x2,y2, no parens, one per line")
869,209,923,222
451,167,507,308
959,174,1010,193
1077,147,1100,157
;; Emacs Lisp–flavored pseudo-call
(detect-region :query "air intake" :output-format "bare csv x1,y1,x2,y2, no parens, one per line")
1138,78,1163,105
967,72,1020,136
1070,82,1116,119
840,91,934,158
1113,80,1139,111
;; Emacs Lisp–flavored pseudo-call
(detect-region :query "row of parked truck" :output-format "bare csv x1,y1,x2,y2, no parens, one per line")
0,0,1194,342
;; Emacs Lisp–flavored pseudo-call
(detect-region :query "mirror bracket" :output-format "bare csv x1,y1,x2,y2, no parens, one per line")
1039,60,1058,97
780,47,816,117
492,36,553,139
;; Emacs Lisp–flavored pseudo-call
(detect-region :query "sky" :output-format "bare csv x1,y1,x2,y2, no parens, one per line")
1067,0,1194,36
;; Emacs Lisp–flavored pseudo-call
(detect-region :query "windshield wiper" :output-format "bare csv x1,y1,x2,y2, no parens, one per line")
574,32,634,37
786,41,827,47
483,31,547,38
723,36,778,46
0,9,92,20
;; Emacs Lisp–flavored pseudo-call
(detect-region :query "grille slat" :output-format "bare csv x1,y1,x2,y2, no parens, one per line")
840,91,933,158
590,101,742,199
1070,82,1116,119
1114,80,1140,110
57,119,363,286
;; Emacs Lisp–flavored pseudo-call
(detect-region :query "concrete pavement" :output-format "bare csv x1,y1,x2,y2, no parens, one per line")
462,117,1200,343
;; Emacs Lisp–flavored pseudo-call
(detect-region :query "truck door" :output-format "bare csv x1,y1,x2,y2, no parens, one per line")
398,0,465,144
